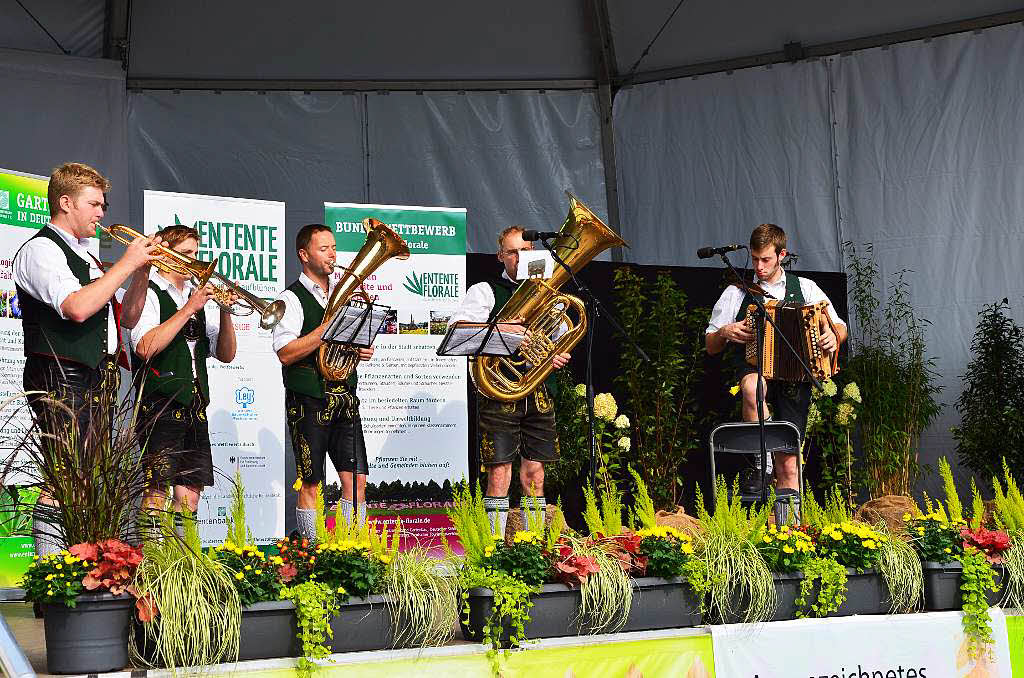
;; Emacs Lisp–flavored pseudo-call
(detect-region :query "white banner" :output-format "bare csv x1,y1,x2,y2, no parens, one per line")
143,191,286,546
0,168,65,485
323,202,468,549
711,609,1011,678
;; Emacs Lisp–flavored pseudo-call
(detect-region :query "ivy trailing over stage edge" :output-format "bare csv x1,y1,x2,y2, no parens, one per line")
842,242,941,497
613,268,710,509
953,299,1024,482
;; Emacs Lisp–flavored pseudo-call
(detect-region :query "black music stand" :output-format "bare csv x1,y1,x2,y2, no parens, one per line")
322,301,391,528
436,321,525,358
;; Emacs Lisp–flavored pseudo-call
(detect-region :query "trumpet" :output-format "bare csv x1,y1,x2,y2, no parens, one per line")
101,224,286,330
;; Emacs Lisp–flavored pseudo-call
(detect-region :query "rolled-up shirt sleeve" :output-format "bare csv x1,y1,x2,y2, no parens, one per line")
13,239,88,319
706,286,744,335
271,289,303,353
447,282,495,326
129,289,162,352
205,301,223,358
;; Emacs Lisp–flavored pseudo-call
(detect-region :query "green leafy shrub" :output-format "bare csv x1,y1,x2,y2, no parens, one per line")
842,242,941,497
953,299,1024,482
614,268,709,508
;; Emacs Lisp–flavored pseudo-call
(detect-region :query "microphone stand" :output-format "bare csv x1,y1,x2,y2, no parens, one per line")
716,252,822,506
537,236,650,491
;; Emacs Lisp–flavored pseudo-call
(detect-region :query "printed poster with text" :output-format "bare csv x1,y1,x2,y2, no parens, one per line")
0,168,54,582
324,202,468,552
144,190,286,546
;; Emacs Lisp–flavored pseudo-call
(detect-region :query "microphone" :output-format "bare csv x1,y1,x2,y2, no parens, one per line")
521,229,561,241
696,244,745,259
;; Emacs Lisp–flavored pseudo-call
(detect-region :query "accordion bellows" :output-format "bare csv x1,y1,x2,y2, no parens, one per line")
744,300,839,382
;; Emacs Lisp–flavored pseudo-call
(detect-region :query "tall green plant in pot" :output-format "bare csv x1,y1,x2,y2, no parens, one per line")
842,242,941,497
952,299,1024,482
4,388,178,675
614,268,709,508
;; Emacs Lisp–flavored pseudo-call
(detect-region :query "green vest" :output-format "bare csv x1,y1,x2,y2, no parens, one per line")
727,273,805,372
137,282,210,406
282,280,357,399
16,226,109,368
486,278,559,398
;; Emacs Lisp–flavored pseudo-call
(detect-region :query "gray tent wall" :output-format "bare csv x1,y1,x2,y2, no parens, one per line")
2,20,1023,501
614,23,1024,497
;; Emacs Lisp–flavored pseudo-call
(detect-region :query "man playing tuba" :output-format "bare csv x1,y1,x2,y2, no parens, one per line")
449,225,571,537
130,224,239,537
273,224,374,540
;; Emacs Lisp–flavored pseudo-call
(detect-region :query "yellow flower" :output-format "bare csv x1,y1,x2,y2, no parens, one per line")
234,548,243,555
255,570,263,575
55,564,62,570
830,532,842,541
292,477,303,491
337,586,346,594
244,565,252,571
729,384,741,396
778,532,790,541
782,545,794,554
483,545,495,557
235,572,244,580
902,513,911,521
45,574,55,581
863,540,876,550
378,554,393,565
917,527,925,535
762,535,772,543
271,556,284,565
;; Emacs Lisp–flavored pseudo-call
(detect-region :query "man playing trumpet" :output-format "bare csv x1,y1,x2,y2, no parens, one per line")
130,225,238,536
13,162,162,554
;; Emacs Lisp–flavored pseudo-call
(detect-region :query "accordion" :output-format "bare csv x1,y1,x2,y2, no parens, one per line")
744,300,839,382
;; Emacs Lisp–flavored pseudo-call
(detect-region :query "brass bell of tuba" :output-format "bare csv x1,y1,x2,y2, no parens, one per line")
471,193,627,402
317,218,410,382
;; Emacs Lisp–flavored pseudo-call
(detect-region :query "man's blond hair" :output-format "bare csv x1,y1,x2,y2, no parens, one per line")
48,163,110,218
497,225,525,252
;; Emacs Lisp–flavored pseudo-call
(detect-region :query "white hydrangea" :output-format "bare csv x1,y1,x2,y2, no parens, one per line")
822,379,838,397
842,382,862,404
593,392,618,421
574,383,587,397
617,437,631,451
836,402,856,426
805,402,821,429
614,414,630,429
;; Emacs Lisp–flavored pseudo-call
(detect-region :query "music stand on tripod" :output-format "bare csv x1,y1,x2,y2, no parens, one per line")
321,300,391,528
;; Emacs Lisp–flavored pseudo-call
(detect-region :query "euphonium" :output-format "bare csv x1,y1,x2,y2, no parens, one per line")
471,194,627,402
317,218,410,382
102,223,286,329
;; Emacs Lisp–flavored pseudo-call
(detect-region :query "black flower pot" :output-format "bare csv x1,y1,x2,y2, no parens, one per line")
327,595,395,653
42,592,133,674
239,600,299,660
461,577,701,645
922,561,1004,611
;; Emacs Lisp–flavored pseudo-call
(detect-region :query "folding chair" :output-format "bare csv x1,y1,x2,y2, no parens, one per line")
708,421,803,504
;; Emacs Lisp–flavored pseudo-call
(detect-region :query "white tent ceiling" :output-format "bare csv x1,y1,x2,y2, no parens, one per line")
1,1,1020,85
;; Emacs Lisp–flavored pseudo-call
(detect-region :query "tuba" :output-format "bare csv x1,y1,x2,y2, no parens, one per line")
471,194,627,402
317,218,410,382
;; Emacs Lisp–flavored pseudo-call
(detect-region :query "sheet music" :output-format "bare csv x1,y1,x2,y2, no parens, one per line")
437,322,525,356
323,303,389,347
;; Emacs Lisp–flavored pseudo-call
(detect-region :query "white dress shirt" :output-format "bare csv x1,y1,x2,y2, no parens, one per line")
12,223,118,354
447,271,517,326
130,270,223,372
272,273,338,353
705,270,846,335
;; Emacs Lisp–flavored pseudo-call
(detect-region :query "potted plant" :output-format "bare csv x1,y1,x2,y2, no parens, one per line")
131,508,242,671
210,472,292,661
8,391,174,674
692,477,776,624
756,523,847,620
22,539,143,674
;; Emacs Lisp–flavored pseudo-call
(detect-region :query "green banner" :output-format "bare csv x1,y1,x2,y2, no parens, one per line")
0,169,49,230
325,204,466,255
